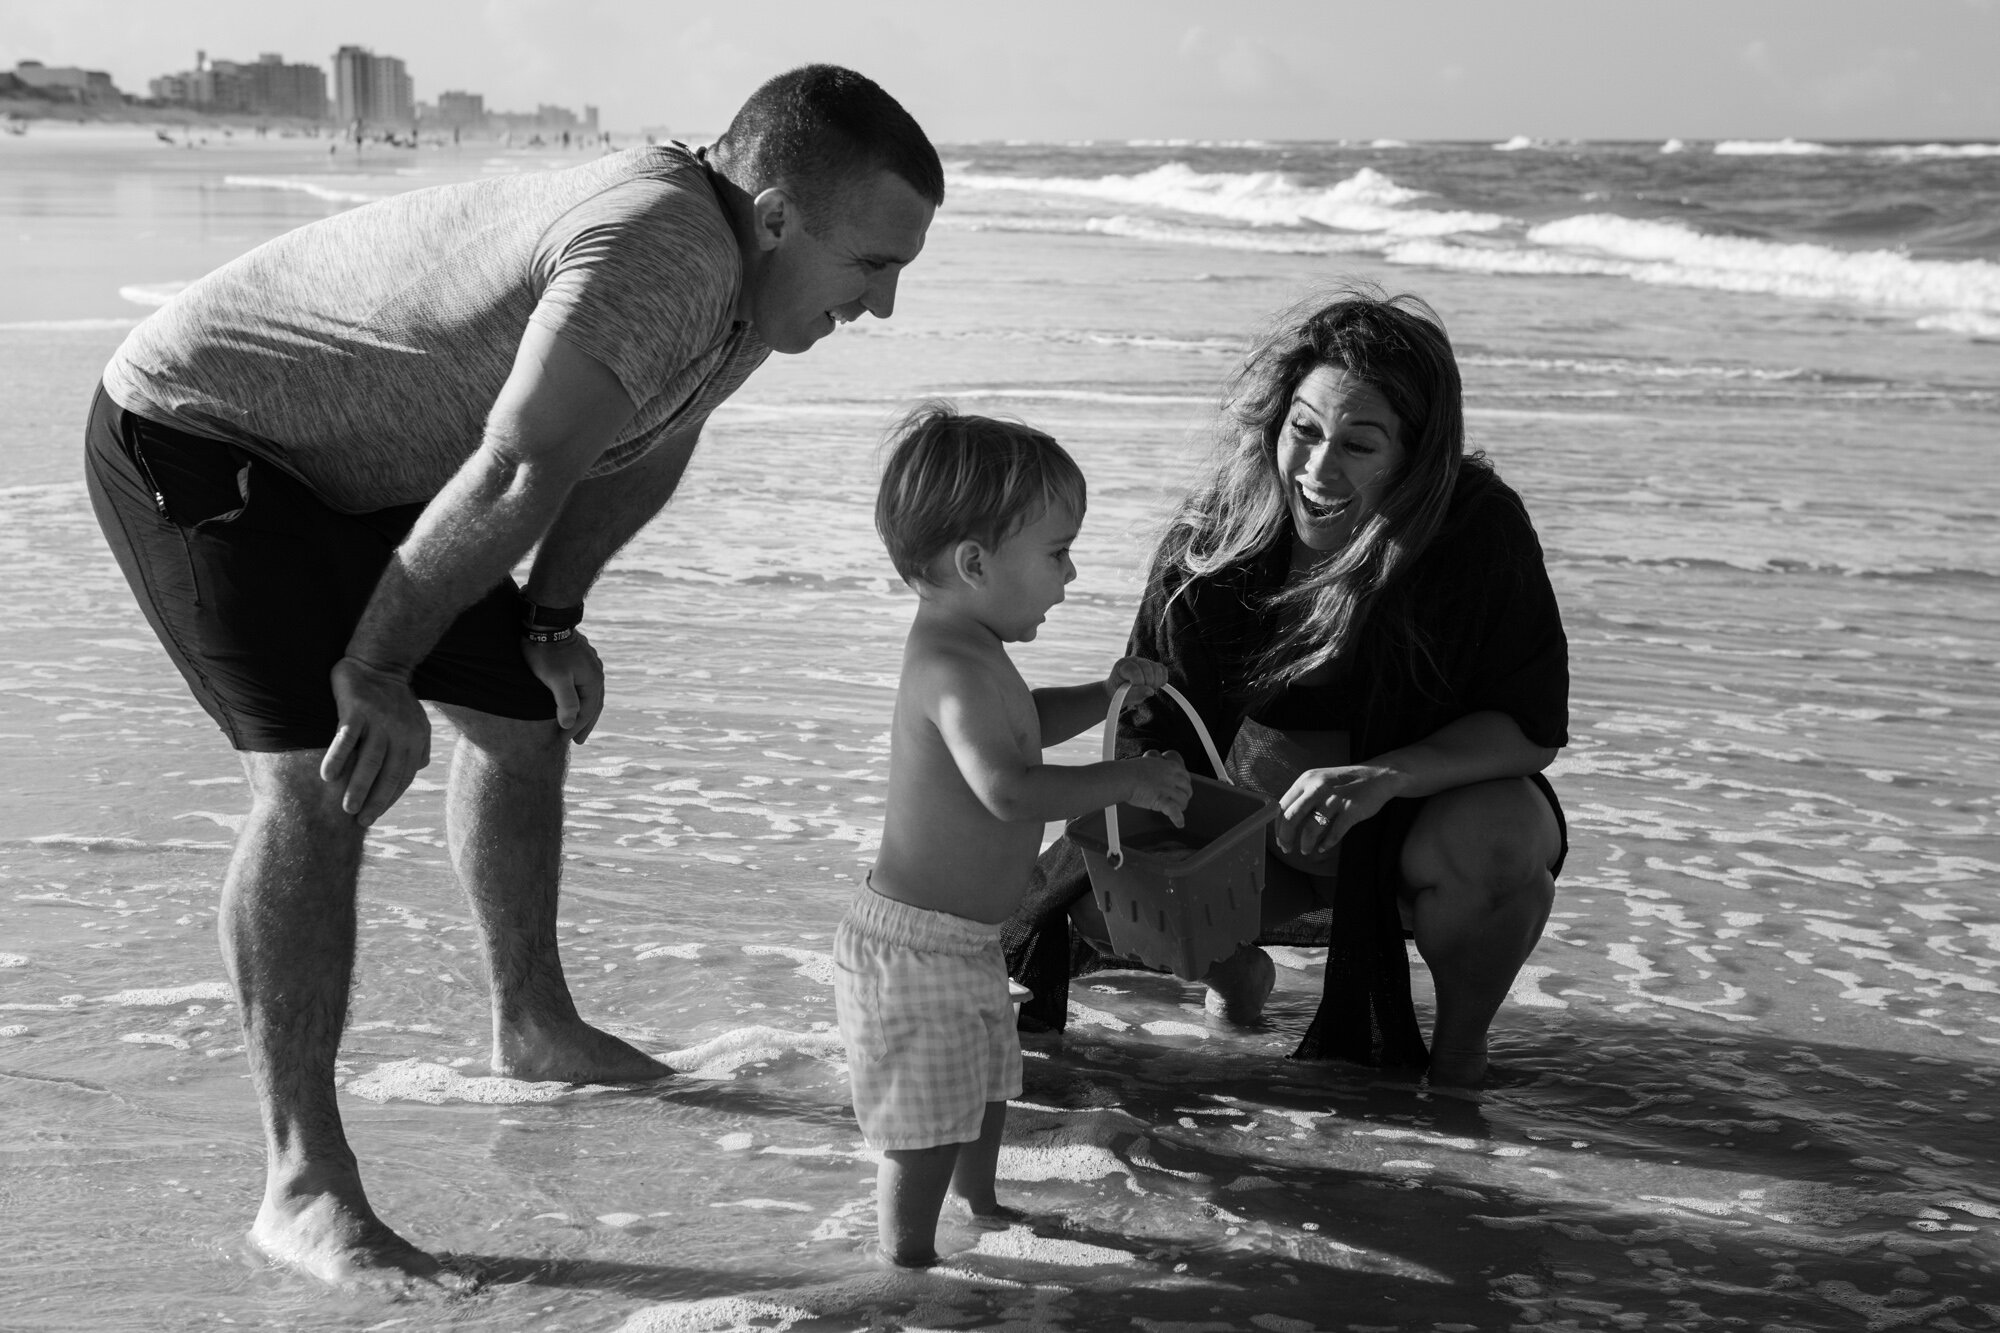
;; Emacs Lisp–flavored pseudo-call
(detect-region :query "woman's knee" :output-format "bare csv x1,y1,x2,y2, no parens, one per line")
1403,778,1559,896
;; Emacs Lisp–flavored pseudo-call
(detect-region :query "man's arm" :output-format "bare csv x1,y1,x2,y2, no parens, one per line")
521,416,704,608
509,416,707,742
322,323,637,825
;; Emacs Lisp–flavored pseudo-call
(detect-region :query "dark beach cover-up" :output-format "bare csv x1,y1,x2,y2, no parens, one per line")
1004,459,1570,1066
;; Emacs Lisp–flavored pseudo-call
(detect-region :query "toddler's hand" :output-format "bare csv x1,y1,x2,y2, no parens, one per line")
1106,656,1169,706
1128,749,1192,827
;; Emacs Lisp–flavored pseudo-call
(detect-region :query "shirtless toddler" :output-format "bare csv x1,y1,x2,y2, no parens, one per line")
838,405,1191,1266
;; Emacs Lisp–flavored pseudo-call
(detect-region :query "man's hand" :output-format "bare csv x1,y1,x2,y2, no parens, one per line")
1127,749,1192,827
1105,656,1169,706
321,656,433,826
1276,763,1410,860
523,631,605,743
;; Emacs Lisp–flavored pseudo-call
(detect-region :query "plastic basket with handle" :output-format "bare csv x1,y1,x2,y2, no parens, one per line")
1063,683,1279,980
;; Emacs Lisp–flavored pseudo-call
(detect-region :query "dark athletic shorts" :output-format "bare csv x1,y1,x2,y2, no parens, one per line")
85,385,556,751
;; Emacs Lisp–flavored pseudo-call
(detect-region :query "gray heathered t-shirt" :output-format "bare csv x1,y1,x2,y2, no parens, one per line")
103,144,769,513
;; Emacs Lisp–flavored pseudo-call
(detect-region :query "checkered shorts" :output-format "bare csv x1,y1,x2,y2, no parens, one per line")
834,885,1024,1151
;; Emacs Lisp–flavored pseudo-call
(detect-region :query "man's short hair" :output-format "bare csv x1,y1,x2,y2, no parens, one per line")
876,403,1087,587
714,64,944,233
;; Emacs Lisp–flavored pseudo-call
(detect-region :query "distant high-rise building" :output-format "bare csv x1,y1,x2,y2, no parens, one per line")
332,45,413,128
435,89,485,131
148,51,325,119
240,53,328,120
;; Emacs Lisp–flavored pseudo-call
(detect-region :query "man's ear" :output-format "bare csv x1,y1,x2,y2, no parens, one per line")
750,187,795,252
950,539,986,589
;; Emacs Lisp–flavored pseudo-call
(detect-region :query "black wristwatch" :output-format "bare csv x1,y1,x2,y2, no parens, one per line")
521,598,584,642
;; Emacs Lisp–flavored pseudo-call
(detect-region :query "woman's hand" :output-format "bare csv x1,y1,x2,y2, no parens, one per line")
1275,763,1412,860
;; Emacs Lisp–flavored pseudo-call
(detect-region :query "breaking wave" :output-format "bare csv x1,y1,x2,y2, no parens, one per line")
220,174,384,205
948,163,1507,236
947,161,2000,334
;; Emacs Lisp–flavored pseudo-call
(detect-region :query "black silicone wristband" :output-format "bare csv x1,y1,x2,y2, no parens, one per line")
520,599,584,631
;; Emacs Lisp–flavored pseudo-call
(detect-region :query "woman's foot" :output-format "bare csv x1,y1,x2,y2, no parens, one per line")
1425,1040,1489,1090
1202,946,1277,1025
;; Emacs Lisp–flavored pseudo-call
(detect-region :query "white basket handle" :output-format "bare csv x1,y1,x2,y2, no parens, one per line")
1100,682,1229,869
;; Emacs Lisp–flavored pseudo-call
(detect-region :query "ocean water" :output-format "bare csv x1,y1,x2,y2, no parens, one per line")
2,125,1998,1332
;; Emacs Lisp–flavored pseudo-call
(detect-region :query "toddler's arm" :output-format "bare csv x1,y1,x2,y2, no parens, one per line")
1034,656,1169,746
936,657,1189,826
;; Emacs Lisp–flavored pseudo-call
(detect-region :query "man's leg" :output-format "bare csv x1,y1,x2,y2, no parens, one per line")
228,750,454,1286
1400,777,1561,1088
434,704,667,1082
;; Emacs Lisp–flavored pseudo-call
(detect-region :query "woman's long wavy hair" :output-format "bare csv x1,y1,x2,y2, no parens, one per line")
1163,286,1467,701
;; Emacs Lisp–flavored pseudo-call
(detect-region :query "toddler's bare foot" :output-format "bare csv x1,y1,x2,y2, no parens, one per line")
866,1238,940,1270
948,1196,1027,1229
1202,946,1276,1025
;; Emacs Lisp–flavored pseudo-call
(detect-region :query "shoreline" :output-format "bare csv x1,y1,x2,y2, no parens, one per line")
7,107,1998,150
2,98,332,133
0,100,619,143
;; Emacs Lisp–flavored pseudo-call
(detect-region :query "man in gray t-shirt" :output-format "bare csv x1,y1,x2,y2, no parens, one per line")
84,65,941,1290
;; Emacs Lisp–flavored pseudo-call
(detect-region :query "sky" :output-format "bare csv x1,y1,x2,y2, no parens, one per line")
3,0,1996,142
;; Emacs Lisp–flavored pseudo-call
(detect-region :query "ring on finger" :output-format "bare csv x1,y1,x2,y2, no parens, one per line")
1311,810,1330,827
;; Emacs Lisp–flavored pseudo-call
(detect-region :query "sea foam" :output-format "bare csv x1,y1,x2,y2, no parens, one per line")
1521,213,2000,317
1874,142,2000,159
1713,139,1836,155
0,317,140,331
951,163,1505,236
220,174,382,205
118,282,189,307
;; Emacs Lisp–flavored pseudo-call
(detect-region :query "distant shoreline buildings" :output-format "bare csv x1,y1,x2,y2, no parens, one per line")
4,48,601,139
2,60,123,105
149,52,328,120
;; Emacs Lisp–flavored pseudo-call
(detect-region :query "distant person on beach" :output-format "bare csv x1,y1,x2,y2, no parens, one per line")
82,65,941,1289
847,407,1190,1266
1004,289,1569,1090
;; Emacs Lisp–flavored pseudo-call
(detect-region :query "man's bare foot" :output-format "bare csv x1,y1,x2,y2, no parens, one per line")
1425,1041,1489,1091
493,1016,671,1083
1202,946,1276,1025
251,1182,471,1293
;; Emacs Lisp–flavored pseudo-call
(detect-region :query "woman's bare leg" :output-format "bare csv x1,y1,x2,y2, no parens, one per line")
1400,777,1560,1088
